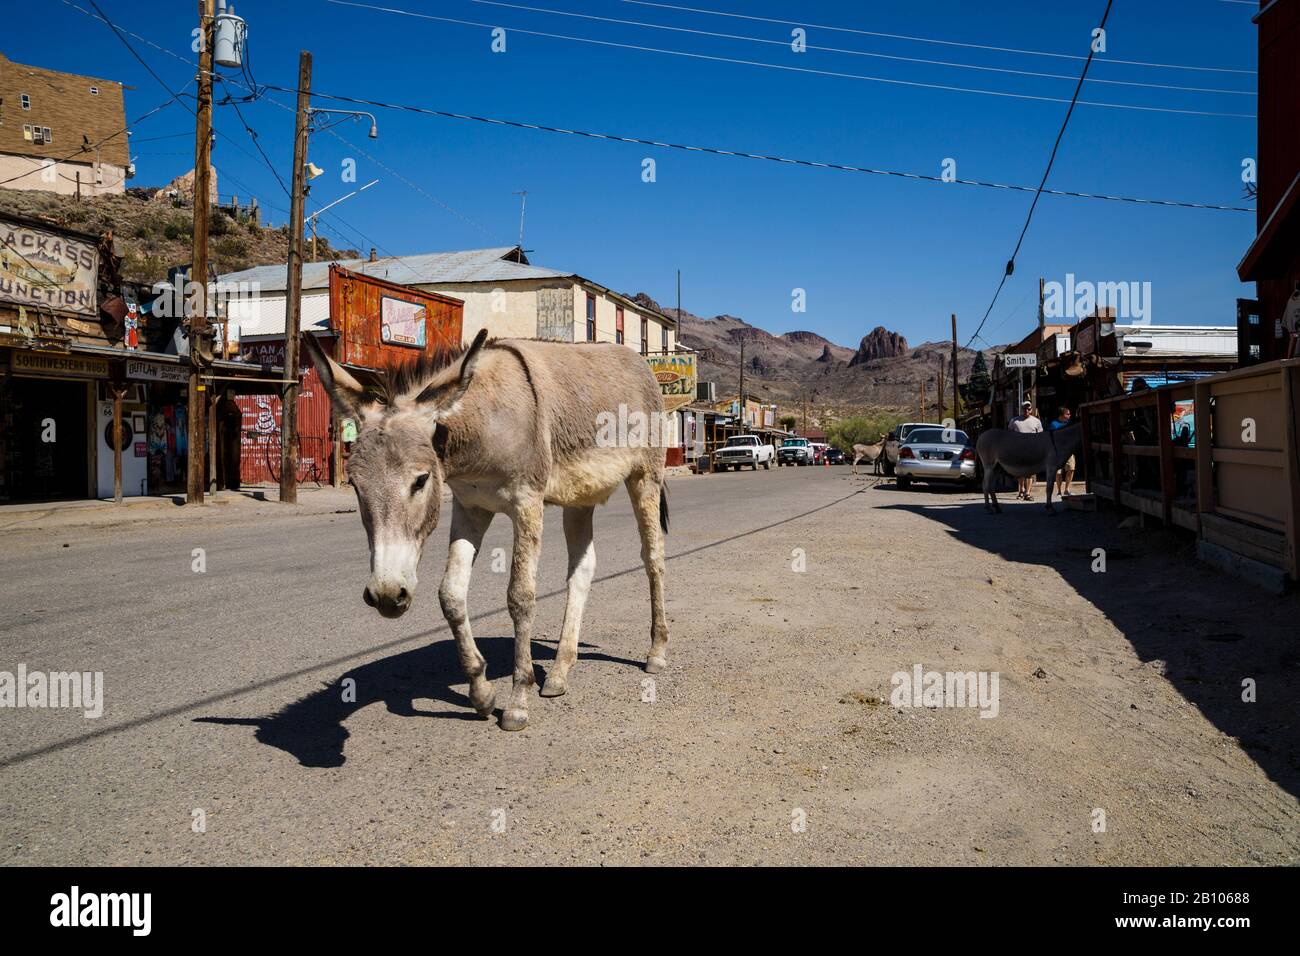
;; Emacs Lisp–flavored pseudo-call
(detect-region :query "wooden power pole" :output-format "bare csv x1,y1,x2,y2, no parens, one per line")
281,51,312,505
186,0,215,504
737,337,745,431
950,313,960,421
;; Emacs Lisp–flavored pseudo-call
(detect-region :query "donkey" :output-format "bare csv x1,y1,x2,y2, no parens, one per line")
851,440,885,476
976,423,1082,514
305,330,670,731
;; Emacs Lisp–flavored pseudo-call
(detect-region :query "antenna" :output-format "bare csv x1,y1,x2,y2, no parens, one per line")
512,189,527,257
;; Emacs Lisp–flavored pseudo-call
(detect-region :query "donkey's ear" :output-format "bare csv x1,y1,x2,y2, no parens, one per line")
303,332,370,419
417,328,489,413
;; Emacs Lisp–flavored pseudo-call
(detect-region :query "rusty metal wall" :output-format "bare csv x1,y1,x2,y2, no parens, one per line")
236,359,333,486
328,264,463,368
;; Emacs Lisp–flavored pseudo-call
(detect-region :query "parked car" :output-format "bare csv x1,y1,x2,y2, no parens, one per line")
810,442,829,465
825,447,846,465
883,421,944,475
777,437,815,466
713,434,775,471
894,426,978,490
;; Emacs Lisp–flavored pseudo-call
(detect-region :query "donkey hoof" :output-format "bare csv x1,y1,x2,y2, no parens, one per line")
539,673,568,698
500,709,528,731
470,688,497,718
645,655,667,675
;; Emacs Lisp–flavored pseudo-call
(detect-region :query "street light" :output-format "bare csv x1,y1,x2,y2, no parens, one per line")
307,108,379,138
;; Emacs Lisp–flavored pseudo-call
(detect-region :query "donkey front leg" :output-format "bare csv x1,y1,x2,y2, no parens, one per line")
439,500,496,718
627,472,669,673
501,497,544,731
541,505,595,698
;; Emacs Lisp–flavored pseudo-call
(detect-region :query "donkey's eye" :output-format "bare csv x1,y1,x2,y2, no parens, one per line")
411,473,430,495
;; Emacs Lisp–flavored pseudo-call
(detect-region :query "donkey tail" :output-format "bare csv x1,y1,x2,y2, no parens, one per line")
659,481,670,534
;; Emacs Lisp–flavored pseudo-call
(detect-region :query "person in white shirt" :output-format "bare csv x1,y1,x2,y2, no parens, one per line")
1008,401,1043,499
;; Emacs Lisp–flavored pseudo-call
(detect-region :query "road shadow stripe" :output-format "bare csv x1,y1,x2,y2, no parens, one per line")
0,488,862,769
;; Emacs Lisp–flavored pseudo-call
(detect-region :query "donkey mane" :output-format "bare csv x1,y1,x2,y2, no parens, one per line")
368,339,477,405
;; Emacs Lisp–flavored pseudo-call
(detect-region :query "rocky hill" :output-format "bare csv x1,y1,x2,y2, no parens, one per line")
0,185,357,285
632,294,999,421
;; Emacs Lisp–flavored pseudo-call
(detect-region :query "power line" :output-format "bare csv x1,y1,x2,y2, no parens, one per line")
621,0,1256,75
964,0,1114,351
471,0,1254,97
59,0,507,246
84,0,198,120
221,75,506,244
261,84,1251,213
324,0,1254,118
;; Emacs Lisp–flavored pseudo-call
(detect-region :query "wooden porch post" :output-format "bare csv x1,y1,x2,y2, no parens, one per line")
1194,381,1213,517
1157,390,1175,527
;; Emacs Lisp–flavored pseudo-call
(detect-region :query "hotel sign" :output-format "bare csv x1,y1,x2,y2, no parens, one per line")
0,220,99,317
647,352,697,412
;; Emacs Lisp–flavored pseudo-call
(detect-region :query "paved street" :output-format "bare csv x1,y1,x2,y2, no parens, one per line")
2,466,1297,865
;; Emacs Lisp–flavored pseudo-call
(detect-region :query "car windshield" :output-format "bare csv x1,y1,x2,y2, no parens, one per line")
904,428,968,445
782,439,806,446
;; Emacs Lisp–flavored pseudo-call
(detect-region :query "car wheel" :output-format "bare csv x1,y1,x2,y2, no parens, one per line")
896,476,912,489
762,461,770,470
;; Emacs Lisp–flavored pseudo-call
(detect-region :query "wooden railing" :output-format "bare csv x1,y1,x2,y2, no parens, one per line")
1079,359,1300,581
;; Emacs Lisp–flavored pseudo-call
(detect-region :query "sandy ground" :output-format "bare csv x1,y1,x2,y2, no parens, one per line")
0,466,1296,865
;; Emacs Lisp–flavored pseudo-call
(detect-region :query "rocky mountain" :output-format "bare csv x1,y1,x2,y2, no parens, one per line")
849,326,909,366
632,293,999,420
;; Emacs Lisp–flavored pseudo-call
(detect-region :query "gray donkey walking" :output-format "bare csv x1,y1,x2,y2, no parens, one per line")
306,330,670,731
976,423,1083,514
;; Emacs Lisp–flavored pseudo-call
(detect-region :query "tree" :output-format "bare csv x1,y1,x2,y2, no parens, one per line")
779,414,797,432
826,411,909,451
966,352,992,407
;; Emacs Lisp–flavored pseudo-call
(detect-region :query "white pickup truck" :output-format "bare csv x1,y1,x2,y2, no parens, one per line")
713,434,775,471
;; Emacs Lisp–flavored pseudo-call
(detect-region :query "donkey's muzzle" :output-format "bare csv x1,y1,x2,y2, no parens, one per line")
364,585,411,618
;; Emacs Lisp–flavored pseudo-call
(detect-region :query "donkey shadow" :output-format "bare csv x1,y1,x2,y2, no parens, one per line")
195,635,638,768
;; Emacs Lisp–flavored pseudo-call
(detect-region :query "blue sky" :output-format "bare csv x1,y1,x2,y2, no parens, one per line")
17,0,1259,347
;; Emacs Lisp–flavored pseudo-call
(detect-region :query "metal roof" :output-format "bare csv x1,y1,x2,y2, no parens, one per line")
218,246,572,292
229,293,332,339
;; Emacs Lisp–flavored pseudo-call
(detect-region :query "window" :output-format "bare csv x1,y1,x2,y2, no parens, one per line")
586,293,596,342
662,325,670,352
20,93,30,110
43,127,51,144
615,305,624,345
640,316,648,355
89,86,99,95
23,124,32,141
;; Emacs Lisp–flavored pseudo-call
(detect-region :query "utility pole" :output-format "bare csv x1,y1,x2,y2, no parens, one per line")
281,50,312,505
186,0,215,504
950,313,960,421
937,357,946,420
737,337,745,432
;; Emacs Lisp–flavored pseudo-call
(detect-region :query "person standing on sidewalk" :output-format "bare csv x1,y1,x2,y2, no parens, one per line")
1009,401,1043,499
1050,407,1075,498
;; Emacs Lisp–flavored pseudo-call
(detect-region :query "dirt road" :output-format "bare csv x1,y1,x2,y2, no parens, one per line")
1,467,1296,864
